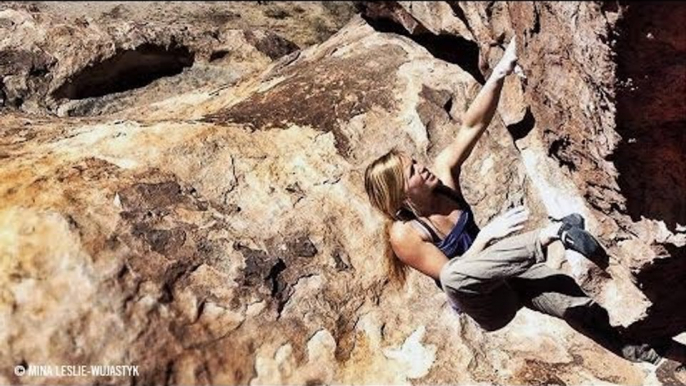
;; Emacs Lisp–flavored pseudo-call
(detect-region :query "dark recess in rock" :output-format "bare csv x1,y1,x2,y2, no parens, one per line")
506,107,536,141
603,2,686,342
52,43,195,100
209,50,230,62
356,2,485,84
548,136,577,171
235,243,277,287
610,2,686,230
625,244,686,339
267,258,287,298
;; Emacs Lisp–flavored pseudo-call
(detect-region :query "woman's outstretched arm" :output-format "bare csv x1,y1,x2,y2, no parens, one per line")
434,37,520,178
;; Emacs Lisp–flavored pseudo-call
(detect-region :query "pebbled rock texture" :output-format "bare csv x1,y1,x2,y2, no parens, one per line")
1,2,684,385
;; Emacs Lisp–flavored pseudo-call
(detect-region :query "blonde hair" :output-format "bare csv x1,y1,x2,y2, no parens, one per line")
364,148,411,287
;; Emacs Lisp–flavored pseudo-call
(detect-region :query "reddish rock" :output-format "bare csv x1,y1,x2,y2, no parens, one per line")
1,2,684,386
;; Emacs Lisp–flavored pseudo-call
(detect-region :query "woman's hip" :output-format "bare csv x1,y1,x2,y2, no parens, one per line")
448,282,523,332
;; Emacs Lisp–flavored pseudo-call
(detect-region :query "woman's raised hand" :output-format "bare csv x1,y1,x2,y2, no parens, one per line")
480,205,530,241
493,36,524,78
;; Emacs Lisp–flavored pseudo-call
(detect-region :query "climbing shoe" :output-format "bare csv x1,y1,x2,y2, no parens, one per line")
559,224,602,257
550,213,602,257
549,213,585,231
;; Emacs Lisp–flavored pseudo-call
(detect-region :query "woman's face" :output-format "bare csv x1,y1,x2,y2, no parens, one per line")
401,155,440,202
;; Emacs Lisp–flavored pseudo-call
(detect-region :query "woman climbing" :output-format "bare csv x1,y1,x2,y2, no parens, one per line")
363,37,664,364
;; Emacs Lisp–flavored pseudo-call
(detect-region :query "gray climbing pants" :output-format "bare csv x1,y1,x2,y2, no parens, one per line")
439,230,657,363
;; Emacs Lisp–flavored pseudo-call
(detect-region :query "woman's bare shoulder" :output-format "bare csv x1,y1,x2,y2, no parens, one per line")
389,220,431,248
389,220,448,279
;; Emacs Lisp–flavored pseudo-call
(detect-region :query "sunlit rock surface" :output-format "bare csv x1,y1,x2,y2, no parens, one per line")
1,2,684,385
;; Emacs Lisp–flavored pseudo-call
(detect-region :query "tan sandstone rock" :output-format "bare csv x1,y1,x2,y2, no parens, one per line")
1,2,684,385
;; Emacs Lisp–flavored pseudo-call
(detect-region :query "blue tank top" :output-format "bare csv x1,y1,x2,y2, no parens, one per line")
411,185,480,290
434,207,480,259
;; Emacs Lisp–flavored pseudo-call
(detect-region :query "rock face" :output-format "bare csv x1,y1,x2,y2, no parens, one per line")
0,1,354,117
356,0,686,342
1,2,684,386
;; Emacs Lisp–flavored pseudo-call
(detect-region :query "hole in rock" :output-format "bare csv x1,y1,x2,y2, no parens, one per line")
209,50,230,62
506,107,536,141
610,2,686,230
52,43,195,100
266,258,287,298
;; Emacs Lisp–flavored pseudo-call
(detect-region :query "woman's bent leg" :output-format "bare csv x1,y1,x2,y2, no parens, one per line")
440,230,546,331
510,263,661,363
440,230,546,295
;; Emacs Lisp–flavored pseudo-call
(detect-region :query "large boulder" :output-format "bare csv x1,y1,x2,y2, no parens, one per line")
1,2,684,385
